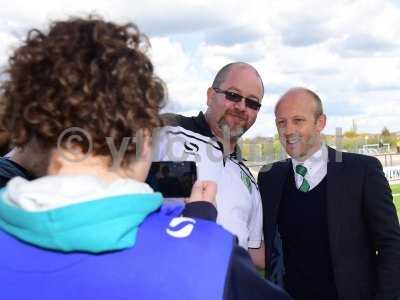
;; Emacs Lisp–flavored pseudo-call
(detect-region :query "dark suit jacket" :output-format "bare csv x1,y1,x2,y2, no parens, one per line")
258,147,400,300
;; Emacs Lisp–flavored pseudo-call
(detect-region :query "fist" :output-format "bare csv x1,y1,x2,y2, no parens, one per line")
187,180,217,204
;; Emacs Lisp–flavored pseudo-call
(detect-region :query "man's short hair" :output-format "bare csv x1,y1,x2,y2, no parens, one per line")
211,62,264,96
0,16,166,167
304,88,324,119
275,87,324,120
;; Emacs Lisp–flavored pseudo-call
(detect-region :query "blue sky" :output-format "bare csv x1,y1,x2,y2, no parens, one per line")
0,0,399,137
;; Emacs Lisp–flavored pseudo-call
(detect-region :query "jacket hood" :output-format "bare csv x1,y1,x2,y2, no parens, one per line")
0,175,163,253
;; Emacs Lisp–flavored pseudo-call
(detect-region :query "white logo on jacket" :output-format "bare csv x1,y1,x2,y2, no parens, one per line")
166,217,196,238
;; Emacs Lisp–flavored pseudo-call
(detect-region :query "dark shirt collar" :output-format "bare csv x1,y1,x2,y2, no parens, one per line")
192,111,214,138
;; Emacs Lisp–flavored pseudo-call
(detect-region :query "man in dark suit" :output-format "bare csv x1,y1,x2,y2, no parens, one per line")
258,87,400,300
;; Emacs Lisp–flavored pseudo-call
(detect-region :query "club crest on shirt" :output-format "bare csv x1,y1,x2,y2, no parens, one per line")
240,170,252,194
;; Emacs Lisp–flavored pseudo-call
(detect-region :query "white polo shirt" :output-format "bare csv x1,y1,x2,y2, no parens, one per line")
153,112,263,249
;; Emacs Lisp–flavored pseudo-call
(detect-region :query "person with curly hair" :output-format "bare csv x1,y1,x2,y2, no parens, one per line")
0,130,10,156
0,17,290,300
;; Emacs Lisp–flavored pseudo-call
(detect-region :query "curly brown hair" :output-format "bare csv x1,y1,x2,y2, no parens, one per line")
0,16,165,165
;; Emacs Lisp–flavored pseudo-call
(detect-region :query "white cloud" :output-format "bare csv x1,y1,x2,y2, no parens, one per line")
0,0,399,138
150,37,210,112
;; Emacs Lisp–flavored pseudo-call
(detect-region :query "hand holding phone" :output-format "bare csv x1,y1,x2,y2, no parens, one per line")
187,180,217,205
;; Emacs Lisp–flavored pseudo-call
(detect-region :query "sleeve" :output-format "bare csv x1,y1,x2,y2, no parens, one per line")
182,201,217,221
247,188,263,249
223,244,292,300
362,157,400,300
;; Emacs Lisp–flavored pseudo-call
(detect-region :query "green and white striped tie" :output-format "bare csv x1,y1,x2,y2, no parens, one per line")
295,164,310,193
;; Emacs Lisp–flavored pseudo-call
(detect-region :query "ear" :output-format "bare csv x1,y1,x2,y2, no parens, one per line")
206,87,214,107
316,114,327,132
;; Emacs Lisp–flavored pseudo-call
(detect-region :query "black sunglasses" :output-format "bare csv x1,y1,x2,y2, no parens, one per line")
213,88,261,111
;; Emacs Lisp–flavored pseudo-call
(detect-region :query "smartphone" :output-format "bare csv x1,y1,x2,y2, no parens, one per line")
145,161,197,198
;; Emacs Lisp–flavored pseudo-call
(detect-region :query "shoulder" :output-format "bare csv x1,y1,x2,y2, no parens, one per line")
143,206,235,251
329,148,382,170
162,113,191,127
155,113,220,157
160,112,214,139
161,113,205,134
258,159,290,182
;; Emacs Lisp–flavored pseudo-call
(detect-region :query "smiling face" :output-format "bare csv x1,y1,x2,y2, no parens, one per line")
206,65,263,142
275,89,326,161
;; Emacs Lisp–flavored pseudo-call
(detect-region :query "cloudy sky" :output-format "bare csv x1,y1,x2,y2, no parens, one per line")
0,0,399,138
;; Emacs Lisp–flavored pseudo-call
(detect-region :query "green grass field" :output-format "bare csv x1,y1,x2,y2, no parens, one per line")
391,183,400,215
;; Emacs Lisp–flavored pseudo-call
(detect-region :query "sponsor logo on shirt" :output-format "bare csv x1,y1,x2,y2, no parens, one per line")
166,217,196,238
183,141,201,161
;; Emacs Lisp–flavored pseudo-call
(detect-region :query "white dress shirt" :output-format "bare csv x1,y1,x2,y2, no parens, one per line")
291,144,328,191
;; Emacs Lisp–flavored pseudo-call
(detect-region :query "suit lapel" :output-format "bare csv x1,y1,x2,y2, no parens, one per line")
326,147,346,257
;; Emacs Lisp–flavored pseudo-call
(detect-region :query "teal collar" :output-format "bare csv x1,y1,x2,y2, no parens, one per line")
0,190,163,253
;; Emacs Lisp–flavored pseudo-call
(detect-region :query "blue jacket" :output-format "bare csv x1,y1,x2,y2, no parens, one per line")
0,178,291,300
0,204,232,299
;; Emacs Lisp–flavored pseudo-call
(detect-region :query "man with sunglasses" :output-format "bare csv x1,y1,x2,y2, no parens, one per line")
154,62,265,268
